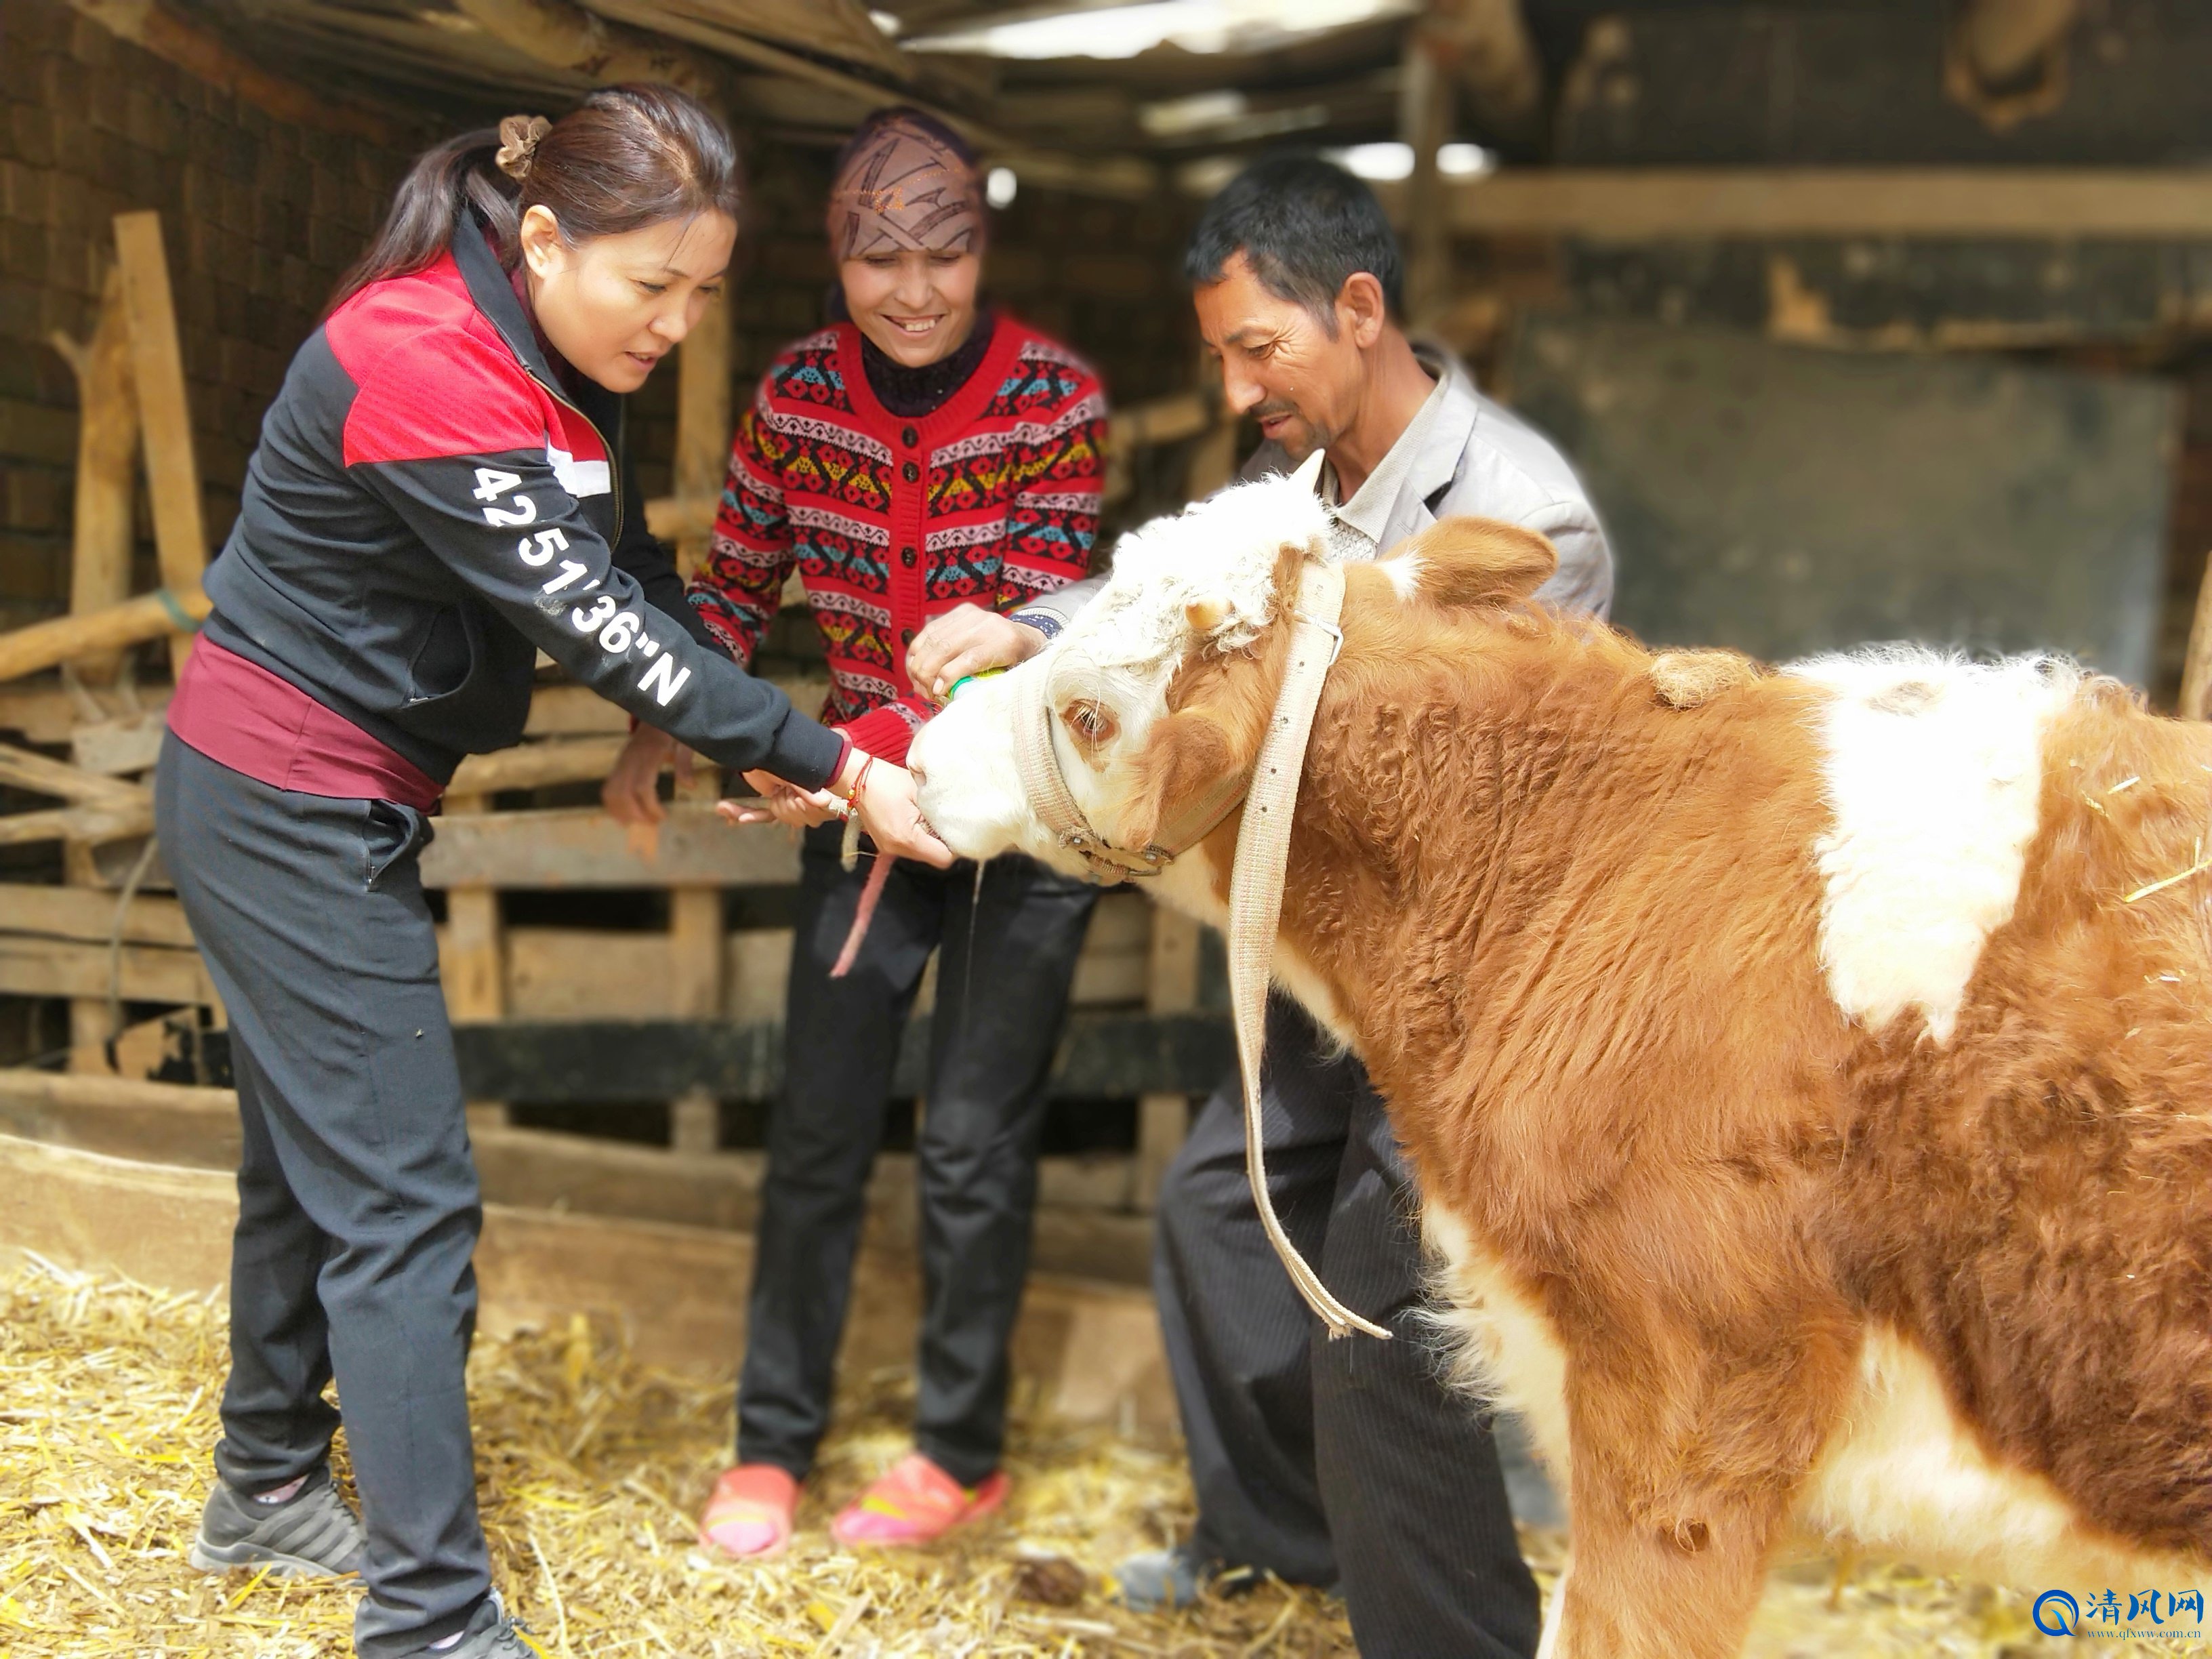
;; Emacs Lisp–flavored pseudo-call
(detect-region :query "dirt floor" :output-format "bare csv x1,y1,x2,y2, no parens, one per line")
1,1255,2205,1658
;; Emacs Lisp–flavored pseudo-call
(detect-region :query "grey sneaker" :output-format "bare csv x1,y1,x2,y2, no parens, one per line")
1114,1542,1214,1610
190,1466,365,1577
416,1591,545,1658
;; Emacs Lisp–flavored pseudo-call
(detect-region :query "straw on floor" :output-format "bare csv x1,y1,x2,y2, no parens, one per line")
1,1255,2205,1658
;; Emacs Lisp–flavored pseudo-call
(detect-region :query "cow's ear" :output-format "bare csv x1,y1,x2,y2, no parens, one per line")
1383,516,1557,611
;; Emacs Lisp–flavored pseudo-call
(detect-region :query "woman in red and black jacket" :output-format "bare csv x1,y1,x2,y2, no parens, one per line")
602,108,1105,1560
155,87,945,1659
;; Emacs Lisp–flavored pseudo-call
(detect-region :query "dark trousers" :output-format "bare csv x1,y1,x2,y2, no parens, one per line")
157,735,490,1658
737,824,1097,1486
1156,995,1542,1659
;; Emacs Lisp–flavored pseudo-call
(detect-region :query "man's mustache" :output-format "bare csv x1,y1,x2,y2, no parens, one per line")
1250,401,1300,424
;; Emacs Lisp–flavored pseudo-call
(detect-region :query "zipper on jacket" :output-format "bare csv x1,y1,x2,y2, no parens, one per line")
531,372,623,547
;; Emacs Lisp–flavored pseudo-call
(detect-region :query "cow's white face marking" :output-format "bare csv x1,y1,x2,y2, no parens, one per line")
910,472,1333,881
1790,649,2076,1043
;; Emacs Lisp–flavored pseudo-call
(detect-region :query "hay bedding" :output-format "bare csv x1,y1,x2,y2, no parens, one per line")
1,1257,2205,1659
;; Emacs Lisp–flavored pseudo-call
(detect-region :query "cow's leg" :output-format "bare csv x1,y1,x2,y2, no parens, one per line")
1545,1477,1783,1659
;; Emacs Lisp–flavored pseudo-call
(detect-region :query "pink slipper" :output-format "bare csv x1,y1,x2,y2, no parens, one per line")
831,1452,1008,1549
698,1464,799,1560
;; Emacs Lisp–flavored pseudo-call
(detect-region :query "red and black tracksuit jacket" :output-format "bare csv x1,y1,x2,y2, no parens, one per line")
199,209,842,790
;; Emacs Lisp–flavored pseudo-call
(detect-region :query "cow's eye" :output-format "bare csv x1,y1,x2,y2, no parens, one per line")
1063,701,1119,747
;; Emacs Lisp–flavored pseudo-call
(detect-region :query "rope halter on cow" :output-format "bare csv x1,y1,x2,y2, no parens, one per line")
1010,552,1391,1343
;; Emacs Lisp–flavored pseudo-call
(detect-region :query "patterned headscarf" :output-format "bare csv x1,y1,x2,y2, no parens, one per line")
826,111,983,260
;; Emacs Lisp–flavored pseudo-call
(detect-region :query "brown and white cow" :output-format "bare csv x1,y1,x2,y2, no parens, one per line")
907,474,2212,1658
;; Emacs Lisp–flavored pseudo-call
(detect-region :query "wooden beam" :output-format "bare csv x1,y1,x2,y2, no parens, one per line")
0,1130,1173,1420
445,1012,1235,1103
1422,0,1542,145
1418,169,2212,241
0,934,215,1004
113,213,207,674
446,735,628,796
66,0,403,144
1945,0,2078,132
0,884,196,948
48,265,140,684
0,744,146,810
0,796,155,848
449,0,733,104
671,290,733,581
1401,28,1456,329
0,589,209,685
416,804,799,888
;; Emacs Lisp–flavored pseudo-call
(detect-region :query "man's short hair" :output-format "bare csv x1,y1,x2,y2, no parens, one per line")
1183,155,1404,325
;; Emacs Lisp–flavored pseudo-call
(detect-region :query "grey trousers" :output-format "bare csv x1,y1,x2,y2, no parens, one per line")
737,823,1097,1486
1155,994,1542,1659
157,734,491,1658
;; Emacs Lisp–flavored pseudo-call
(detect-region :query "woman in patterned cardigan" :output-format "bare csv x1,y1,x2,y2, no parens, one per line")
602,108,1107,1557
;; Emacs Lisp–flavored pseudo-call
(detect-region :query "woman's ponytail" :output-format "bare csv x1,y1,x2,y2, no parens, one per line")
327,85,743,315
327,129,518,313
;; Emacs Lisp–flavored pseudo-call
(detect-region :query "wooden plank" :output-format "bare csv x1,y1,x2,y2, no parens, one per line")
0,1132,1173,1421
447,736,628,796
1425,0,1542,144
114,213,209,674
0,935,215,1004
0,884,197,947
417,804,799,888
49,264,140,683
0,1076,1149,1272
1400,26,1454,329
0,687,171,747
0,590,209,684
1135,905,1204,1210
0,743,148,808
522,674,830,738
1416,169,2212,241
441,1012,1234,1102
672,291,732,581
0,796,155,848
70,712,166,777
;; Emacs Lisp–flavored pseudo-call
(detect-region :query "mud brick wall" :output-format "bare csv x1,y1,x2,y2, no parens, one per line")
0,0,441,632
0,0,1203,636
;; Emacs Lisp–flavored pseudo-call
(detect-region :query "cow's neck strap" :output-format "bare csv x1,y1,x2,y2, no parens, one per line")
1227,560,1391,1343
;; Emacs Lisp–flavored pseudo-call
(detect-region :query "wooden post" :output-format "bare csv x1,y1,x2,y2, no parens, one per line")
0,590,211,684
1401,28,1456,332
670,291,731,580
1134,909,1202,1210
2180,548,2212,721
52,263,146,1072
668,772,724,1156
49,264,140,684
114,212,207,674
441,792,510,1129
665,293,733,1155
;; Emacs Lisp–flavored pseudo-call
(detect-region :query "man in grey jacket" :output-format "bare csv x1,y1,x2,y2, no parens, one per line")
909,157,1612,1658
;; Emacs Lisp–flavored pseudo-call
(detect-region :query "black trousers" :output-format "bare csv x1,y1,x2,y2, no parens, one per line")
156,735,490,1658
1155,994,1542,1659
736,824,1097,1486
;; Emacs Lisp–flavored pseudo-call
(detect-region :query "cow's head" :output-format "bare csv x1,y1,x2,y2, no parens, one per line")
908,468,1559,909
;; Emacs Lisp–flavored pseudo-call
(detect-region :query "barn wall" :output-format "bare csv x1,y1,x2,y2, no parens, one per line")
0,0,440,632
0,0,1201,636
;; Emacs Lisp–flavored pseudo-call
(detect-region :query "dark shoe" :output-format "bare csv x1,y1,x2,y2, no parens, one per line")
414,1591,546,1658
189,1465,365,1577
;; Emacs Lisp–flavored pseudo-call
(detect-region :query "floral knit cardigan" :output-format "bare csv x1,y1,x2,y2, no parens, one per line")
687,319,1107,765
